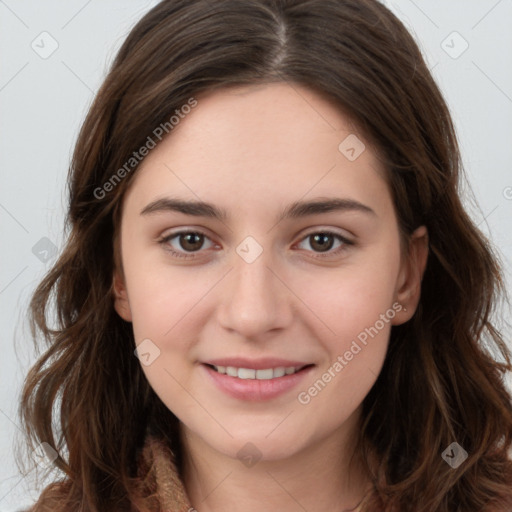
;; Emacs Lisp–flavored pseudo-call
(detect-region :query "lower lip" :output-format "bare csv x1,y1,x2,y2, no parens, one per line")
201,364,314,401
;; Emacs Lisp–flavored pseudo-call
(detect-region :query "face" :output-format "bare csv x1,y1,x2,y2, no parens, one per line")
113,82,428,462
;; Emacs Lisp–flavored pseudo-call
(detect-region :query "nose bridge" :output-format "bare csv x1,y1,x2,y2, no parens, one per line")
218,238,292,337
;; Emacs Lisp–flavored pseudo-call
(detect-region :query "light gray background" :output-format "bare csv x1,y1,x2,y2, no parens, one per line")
1,1,511,510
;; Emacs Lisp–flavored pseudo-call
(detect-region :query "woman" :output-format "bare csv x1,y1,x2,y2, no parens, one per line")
19,0,512,511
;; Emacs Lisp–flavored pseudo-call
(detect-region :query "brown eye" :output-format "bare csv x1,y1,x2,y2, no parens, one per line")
178,232,205,252
296,230,354,258
309,233,335,252
159,230,215,259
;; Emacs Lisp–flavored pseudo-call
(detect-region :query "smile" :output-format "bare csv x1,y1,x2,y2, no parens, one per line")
201,362,315,401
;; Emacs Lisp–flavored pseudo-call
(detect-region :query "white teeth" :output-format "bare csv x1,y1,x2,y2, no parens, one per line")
273,366,286,378
238,368,256,379
212,365,300,379
255,368,274,380
226,366,238,377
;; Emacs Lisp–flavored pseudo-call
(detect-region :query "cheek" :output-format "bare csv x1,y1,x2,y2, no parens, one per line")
122,246,206,343
296,269,395,417
123,263,202,414
299,250,399,336
293,248,399,397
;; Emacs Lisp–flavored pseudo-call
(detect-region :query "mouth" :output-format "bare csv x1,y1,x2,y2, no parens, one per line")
200,362,315,401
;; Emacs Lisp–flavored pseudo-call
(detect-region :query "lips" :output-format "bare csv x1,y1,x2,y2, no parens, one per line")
200,358,315,401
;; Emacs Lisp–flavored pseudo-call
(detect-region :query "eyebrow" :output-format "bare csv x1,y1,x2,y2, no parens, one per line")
140,196,376,222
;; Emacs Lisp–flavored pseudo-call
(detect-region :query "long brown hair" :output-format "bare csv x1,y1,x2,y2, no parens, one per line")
18,0,512,511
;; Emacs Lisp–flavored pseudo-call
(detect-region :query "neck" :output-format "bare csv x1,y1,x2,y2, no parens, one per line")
179,410,373,512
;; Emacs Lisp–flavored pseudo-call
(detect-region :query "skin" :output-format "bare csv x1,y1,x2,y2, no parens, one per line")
113,82,429,511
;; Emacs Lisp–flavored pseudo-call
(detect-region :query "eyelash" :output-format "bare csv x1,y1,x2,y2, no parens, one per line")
158,229,354,260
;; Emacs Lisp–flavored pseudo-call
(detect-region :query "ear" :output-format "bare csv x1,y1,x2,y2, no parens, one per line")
391,225,429,325
113,269,132,322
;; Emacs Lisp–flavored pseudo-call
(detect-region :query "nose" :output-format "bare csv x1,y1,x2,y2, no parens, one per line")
216,248,294,339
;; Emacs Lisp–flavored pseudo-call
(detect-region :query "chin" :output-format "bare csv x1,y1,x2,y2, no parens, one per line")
213,425,312,463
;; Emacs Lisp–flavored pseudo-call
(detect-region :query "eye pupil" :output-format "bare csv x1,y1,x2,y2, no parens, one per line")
180,233,204,251
311,233,334,252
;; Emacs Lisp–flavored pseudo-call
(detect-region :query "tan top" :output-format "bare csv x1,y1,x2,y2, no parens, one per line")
135,434,192,511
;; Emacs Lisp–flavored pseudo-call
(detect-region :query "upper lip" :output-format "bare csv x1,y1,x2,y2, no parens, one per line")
202,358,312,370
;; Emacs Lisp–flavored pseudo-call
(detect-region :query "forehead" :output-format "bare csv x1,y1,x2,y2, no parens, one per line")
122,82,392,222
